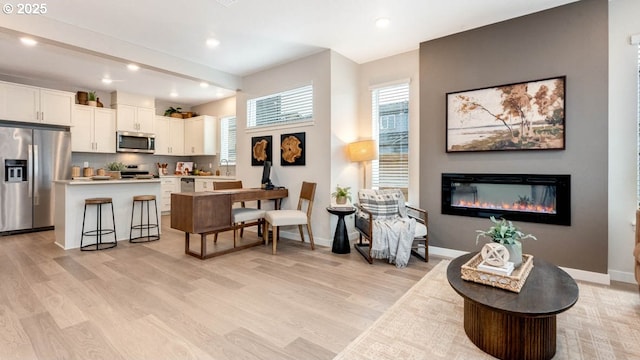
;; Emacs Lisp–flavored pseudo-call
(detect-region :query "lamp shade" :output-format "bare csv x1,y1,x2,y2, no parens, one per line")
348,140,378,162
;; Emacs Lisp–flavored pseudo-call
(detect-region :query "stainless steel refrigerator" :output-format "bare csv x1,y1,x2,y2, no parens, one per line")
0,123,71,234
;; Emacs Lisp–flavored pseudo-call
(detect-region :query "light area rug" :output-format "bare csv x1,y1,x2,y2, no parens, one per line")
334,260,640,360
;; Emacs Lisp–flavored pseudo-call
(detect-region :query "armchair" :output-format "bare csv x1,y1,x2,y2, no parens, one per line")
354,189,428,267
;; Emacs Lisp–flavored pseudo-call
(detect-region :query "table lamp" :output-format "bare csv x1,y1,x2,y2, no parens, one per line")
347,139,378,189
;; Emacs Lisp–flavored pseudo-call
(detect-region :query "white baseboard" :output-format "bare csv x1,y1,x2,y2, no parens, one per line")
429,246,613,285
608,269,637,284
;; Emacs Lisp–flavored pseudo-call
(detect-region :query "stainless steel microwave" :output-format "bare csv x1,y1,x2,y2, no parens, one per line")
116,131,155,153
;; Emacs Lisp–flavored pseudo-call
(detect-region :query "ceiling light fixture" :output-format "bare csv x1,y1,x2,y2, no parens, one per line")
101,77,113,84
20,37,37,46
170,91,178,97
206,38,220,48
127,63,140,71
375,17,390,29
200,82,210,88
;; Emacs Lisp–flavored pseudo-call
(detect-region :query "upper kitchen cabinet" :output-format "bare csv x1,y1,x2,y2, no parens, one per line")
0,81,73,125
111,91,155,133
114,104,155,133
184,115,216,155
154,115,184,156
71,105,116,153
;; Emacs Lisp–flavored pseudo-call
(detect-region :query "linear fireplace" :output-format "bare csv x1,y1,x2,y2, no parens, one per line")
441,173,571,226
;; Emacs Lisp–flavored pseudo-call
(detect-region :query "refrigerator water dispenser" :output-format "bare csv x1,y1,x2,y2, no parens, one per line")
4,159,27,182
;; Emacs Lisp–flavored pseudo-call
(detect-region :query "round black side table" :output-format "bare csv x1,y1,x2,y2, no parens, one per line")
327,206,356,254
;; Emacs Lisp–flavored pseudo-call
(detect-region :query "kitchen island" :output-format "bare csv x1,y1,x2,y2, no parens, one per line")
53,178,162,250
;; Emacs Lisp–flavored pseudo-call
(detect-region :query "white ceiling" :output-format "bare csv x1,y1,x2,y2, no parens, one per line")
0,0,578,106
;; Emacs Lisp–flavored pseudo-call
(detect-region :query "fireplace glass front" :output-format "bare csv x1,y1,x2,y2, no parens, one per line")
441,173,570,225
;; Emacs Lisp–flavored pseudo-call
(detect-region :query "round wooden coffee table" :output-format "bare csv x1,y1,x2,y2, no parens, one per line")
447,252,579,360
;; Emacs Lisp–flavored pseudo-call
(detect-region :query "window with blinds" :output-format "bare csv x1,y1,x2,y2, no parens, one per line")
220,116,236,165
371,83,409,199
247,84,313,128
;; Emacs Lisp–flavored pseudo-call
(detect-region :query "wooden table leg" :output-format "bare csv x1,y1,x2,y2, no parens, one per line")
184,232,190,254
464,299,556,360
200,234,207,259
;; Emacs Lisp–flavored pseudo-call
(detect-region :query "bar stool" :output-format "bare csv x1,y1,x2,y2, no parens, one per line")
80,197,117,251
129,195,160,243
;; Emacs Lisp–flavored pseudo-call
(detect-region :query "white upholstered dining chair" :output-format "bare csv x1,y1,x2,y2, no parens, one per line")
263,181,316,254
212,181,265,246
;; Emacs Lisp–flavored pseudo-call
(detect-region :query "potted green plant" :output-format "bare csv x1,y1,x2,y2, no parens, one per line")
475,216,536,267
87,91,97,107
331,185,352,205
164,106,183,118
105,161,126,179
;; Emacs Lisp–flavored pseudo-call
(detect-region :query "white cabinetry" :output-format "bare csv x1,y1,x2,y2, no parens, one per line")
194,178,213,192
184,115,216,155
154,116,184,155
71,105,116,153
160,177,180,213
114,104,155,133
0,81,73,125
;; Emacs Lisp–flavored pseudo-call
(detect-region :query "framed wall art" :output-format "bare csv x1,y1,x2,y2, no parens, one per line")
446,76,565,153
251,135,272,166
280,132,305,166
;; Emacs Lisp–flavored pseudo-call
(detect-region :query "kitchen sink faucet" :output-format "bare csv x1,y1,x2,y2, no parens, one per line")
220,159,230,176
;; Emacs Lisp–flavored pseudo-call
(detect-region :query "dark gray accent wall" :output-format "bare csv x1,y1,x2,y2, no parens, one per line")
419,0,608,273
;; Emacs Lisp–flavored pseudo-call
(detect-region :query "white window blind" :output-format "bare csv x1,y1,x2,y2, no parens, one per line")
220,116,236,165
247,84,313,128
371,83,410,197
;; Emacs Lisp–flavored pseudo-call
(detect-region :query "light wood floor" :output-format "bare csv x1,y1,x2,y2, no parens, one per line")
0,216,437,360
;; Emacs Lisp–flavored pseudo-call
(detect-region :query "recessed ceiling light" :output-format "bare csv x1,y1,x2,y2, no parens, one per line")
200,82,209,88
170,91,178,97
375,17,390,29
206,38,220,48
127,63,140,71
20,37,37,46
101,77,113,84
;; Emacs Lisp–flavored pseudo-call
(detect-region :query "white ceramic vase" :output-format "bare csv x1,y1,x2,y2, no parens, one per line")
503,241,523,268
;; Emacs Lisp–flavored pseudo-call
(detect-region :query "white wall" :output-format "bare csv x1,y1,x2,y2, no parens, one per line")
236,50,336,246
608,0,640,282
329,51,360,237
193,96,236,119
357,50,421,204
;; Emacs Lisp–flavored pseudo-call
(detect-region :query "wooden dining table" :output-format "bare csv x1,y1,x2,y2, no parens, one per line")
171,188,288,259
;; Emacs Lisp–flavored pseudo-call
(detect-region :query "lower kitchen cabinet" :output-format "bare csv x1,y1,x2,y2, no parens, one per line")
161,177,180,213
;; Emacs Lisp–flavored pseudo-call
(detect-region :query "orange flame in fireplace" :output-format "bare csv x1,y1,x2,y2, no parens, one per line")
454,200,556,214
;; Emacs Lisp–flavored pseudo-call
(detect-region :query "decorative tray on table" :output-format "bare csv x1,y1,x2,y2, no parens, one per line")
460,253,534,293
91,176,112,181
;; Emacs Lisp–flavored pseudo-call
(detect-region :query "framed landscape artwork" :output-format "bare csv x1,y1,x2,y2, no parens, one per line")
280,132,305,166
446,76,566,152
251,135,272,166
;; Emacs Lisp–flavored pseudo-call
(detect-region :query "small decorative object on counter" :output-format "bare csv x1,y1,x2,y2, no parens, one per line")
96,97,103,107
71,166,81,177
105,161,126,179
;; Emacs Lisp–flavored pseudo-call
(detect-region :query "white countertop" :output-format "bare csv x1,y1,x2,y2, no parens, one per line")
159,175,236,180
54,178,161,185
